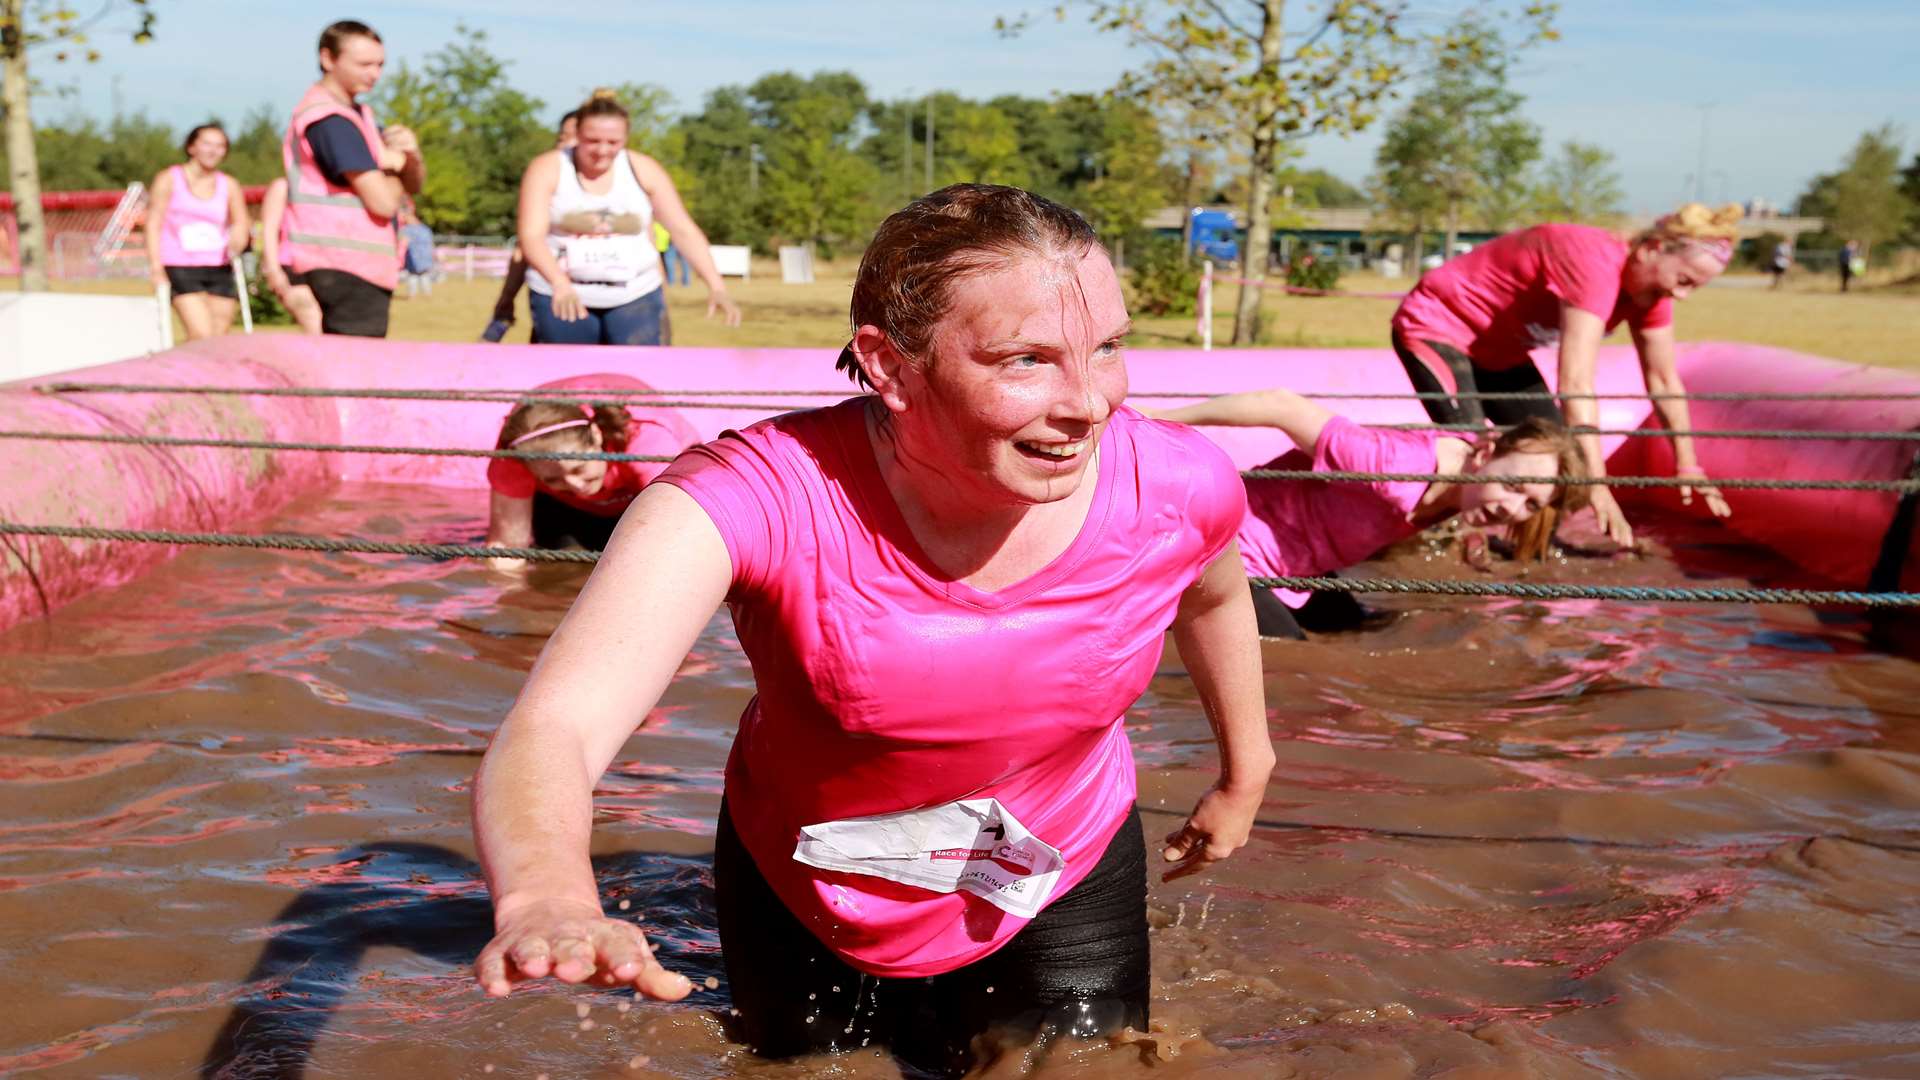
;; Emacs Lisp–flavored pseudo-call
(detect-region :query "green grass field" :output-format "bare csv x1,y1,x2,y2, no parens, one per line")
17,260,1920,372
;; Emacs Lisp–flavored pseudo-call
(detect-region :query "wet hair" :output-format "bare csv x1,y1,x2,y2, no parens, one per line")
496,398,632,454
575,88,629,127
1635,201,1743,256
835,183,1103,388
319,19,381,58
1479,417,1588,563
181,123,226,155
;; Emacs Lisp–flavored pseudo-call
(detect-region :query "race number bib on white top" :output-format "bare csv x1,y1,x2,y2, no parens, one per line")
793,798,1067,919
559,234,650,283
177,221,226,253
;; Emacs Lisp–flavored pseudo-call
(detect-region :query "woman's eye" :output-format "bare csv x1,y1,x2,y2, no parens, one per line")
1009,354,1040,368
1096,340,1123,357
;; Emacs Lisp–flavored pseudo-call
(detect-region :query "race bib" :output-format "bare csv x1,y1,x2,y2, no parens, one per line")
178,221,225,253
793,798,1066,919
559,234,650,282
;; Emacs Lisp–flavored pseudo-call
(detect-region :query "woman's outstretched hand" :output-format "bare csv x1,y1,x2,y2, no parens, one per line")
1677,465,1732,518
475,896,693,1000
1162,781,1263,881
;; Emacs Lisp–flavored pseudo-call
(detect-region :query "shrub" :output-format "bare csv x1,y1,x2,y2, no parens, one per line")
1285,252,1341,293
1128,235,1199,317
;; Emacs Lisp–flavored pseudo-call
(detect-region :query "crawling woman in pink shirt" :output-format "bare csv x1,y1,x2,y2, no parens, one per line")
1392,202,1741,549
1154,388,1585,638
471,185,1273,1075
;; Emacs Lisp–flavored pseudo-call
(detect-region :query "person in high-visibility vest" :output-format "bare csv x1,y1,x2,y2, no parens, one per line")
279,19,424,337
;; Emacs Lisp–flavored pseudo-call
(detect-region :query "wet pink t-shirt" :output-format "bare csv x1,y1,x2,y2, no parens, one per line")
1239,417,1435,598
657,398,1244,977
1393,223,1671,379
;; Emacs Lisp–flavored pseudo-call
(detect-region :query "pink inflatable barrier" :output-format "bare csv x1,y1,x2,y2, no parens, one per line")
0,335,1901,631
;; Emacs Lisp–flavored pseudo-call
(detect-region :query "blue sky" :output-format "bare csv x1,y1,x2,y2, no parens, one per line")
44,0,1920,212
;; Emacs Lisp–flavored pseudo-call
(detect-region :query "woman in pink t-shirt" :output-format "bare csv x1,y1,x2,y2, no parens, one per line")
470,185,1272,1074
481,373,698,568
1391,203,1741,547
1153,388,1584,638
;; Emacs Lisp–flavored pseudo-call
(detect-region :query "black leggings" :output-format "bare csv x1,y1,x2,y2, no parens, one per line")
1250,582,1374,639
1392,328,1563,428
714,801,1149,1077
530,492,619,550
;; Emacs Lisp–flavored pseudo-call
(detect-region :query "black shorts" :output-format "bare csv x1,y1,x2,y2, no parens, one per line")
290,268,392,338
1250,582,1373,639
530,492,619,551
164,264,237,299
714,800,1150,1077
1391,327,1562,428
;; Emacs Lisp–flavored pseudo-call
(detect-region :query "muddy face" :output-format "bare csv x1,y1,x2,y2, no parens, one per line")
1,485,1916,1077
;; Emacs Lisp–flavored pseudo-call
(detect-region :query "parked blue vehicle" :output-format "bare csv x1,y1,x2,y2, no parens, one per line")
1188,208,1239,264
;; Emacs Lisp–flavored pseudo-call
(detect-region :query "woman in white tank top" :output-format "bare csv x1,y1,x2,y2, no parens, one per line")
516,89,741,345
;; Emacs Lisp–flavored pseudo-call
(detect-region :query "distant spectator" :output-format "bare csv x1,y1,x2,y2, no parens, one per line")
1840,239,1861,293
654,221,690,286
1768,240,1792,290
482,109,580,342
259,178,323,333
280,19,424,337
146,122,250,340
400,204,437,297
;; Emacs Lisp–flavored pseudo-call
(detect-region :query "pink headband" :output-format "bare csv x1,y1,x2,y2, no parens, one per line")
1684,236,1734,267
509,418,592,447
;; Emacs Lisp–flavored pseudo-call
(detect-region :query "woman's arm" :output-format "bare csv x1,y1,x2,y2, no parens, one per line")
225,173,251,260
484,491,536,571
1163,542,1273,873
474,483,732,999
632,152,741,326
144,169,172,286
1148,388,1333,453
1557,303,1633,545
1632,324,1731,518
515,153,585,321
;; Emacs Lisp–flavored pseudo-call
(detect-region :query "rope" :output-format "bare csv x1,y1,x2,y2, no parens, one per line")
0,523,596,562
36,380,1920,404
1,429,1901,490
0,430,674,463
2,523,1915,604
1254,575,1920,607
1248,469,1920,492
1376,423,1920,442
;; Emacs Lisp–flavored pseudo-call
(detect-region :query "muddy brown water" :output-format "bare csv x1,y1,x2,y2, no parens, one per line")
2,481,1917,1078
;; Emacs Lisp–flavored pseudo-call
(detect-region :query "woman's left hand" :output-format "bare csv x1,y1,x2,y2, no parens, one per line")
1162,781,1264,879
706,289,742,327
1677,465,1732,518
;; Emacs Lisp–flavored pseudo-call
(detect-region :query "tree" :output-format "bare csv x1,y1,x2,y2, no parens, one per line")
1531,140,1624,226
1826,124,1910,261
1275,166,1364,208
1370,12,1542,263
1022,1,1555,345
673,84,760,245
1076,96,1166,267
372,24,546,235
748,71,877,257
2,0,154,289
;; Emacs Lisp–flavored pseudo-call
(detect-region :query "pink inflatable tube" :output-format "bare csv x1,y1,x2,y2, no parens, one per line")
0,335,1901,631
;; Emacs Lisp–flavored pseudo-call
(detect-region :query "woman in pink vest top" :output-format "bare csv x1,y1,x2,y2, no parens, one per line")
472,185,1272,1076
144,123,249,340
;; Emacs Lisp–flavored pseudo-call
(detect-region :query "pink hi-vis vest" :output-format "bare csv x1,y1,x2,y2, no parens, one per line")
280,84,401,290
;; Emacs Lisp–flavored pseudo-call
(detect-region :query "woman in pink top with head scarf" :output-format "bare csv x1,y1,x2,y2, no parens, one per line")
471,184,1272,1076
1391,202,1743,548
1153,388,1586,638
144,123,250,340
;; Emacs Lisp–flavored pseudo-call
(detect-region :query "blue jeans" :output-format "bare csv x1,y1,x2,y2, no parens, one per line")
663,245,690,286
529,286,667,346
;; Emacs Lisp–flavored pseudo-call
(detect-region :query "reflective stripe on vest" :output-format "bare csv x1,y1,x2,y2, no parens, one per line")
280,86,401,290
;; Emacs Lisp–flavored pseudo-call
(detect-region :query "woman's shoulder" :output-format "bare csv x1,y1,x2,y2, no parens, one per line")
1114,406,1240,489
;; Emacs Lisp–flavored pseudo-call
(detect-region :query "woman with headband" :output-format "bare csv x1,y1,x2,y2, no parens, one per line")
1391,202,1742,547
483,374,698,567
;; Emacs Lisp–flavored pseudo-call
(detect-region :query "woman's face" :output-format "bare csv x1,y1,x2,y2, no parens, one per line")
1625,243,1725,306
1458,447,1558,527
574,116,627,175
892,246,1131,508
187,130,229,170
321,35,385,98
524,427,609,498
